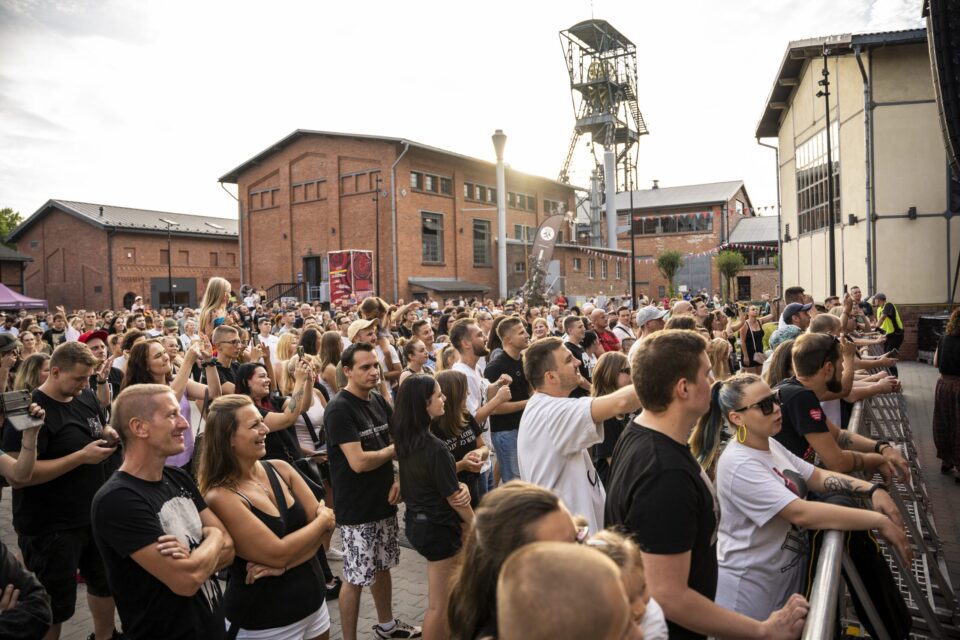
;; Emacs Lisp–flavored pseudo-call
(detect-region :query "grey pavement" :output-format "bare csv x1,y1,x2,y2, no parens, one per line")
0,360,951,638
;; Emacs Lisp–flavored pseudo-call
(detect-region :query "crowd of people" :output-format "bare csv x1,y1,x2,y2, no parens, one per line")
0,273,930,640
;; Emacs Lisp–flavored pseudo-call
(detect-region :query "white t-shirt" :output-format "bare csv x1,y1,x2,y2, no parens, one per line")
256,333,280,363
715,438,815,621
517,393,605,533
452,361,493,473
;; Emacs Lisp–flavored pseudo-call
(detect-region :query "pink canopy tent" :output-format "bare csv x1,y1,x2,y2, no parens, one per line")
0,284,47,310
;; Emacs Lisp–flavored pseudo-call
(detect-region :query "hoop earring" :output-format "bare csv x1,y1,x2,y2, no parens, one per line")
737,423,747,444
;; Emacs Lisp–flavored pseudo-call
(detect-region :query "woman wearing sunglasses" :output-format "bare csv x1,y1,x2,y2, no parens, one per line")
589,351,633,486
689,373,912,622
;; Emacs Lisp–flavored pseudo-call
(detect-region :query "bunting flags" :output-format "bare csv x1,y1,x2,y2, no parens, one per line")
573,242,779,264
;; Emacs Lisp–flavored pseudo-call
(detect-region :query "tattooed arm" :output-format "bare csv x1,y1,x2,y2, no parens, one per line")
808,467,905,530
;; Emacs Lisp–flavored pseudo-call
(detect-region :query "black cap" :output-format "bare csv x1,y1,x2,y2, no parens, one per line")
0,333,20,353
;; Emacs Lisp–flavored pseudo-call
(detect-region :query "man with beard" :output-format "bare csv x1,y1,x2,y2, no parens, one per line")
773,333,909,479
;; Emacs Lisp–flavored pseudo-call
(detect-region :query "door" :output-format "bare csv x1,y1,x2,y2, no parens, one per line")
737,276,752,301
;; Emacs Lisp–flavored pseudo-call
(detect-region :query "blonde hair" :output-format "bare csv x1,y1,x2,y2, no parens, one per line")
13,353,50,392
199,276,231,335
707,338,733,381
276,332,299,362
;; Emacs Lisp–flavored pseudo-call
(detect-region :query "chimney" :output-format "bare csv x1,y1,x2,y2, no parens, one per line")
652,180,659,189
99,206,104,216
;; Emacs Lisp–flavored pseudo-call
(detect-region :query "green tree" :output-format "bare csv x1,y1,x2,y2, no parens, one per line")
0,208,23,249
657,250,684,298
716,250,746,301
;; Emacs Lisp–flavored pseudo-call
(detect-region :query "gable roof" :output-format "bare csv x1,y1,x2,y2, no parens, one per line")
614,180,746,211
727,215,779,244
0,245,32,262
8,199,238,243
218,129,583,191
756,28,927,139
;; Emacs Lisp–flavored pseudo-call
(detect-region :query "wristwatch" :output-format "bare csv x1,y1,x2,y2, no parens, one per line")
200,358,217,368
874,440,891,454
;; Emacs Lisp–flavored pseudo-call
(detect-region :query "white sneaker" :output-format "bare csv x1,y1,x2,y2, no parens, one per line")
325,546,344,561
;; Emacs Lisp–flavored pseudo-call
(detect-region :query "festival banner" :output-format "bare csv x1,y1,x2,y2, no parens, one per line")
328,250,375,307
529,214,566,268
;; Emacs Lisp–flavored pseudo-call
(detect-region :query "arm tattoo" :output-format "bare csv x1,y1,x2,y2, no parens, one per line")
823,475,857,495
837,432,853,450
287,390,303,414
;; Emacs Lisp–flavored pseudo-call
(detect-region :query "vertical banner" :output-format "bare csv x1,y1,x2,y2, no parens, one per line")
529,214,566,267
351,250,375,301
328,250,352,308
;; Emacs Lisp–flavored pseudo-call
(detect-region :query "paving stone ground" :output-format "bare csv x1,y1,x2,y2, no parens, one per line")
1,360,951,638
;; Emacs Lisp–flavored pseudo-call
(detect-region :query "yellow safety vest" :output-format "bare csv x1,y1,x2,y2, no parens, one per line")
876,302,903,335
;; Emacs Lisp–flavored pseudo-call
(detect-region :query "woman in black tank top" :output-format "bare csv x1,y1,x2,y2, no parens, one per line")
739,305,767,374
198,395,337,639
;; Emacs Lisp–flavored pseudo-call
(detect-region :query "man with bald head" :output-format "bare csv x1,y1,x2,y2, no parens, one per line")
671,300,694,317
497,542,640,640
590,308,621,353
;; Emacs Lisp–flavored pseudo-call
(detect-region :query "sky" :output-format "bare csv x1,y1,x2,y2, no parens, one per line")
0,0,925,221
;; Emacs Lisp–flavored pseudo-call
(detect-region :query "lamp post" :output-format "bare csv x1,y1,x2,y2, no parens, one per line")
373,175,382,297
492,130,508,301
159,218,180,308
816,48,837,297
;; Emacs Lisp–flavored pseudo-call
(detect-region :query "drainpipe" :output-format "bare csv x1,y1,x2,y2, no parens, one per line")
106,230,115,307
391,142,411,301
220,181,244,288
855,46,875,295
757,139,782,295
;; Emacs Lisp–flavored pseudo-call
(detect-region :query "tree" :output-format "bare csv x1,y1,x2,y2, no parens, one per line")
716,250,746,302
0,208,23,249
656,250,684,298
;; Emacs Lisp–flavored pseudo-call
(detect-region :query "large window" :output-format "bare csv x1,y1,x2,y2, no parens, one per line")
473,220,491,266
588,259,596,279
421,212,444,264
631,212,713,235
796,121,840,235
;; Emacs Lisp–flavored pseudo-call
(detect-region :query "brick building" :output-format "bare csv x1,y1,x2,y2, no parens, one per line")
219,130,593,303
8,200,239,311
613,180,778,300
724,215,779,301
0,245,31,293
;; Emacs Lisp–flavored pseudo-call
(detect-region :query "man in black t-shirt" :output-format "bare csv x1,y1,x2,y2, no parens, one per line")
2,342,122,640
561,315,592,398
92,385,233,640
605,330,808,640
205,325,242,393
42,313,67,349
79,330,119,409
325,342,421,640
483,317,530,484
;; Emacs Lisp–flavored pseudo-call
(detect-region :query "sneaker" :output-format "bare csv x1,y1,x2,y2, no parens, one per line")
325,546,344,561
373,619,422,638
324,576,342,601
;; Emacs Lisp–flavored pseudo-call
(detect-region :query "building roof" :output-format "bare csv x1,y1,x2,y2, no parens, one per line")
0,245,32,262
218,129,583,191
756,28,927,139
727,215,779,244
8,199,238,243
614,180,746,211
407,278,490,293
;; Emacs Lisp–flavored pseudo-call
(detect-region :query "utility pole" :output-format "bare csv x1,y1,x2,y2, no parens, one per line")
159,218,180,308
817,48,838,296
374,174,382,297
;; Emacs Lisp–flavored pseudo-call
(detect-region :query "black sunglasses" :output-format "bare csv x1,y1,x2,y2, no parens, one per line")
735,390,781,415
820,335,841,368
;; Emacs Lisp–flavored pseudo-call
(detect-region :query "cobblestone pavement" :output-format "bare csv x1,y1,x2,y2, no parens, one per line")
0,360,950,638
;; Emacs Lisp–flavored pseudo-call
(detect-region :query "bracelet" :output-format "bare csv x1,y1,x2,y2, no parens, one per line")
200,359,216,368
865,482,884,499
874,440,891,454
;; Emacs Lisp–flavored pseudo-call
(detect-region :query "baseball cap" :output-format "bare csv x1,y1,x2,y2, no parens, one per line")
347,318,378,342
782,302,813,324
163,319,179,331
635,306,668,327
0,333,19,353
78,329,109,345
873,292,887,301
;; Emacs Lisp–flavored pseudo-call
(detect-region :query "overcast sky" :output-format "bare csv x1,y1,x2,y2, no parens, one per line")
0,0,924,221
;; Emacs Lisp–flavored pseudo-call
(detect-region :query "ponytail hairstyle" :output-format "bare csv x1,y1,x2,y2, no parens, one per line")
689,373,762,471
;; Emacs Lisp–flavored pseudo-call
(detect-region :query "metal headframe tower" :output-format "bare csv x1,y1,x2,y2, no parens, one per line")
558,19,649,249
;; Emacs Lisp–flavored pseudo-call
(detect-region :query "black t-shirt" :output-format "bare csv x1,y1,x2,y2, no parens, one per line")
3,388,111,535
432,414,484,507
42,329,66,348
90,367,124,406
203,360,239,388
773,377,830,463
399,433,460,527
91,467,224,640
880,302,902,333
324,389,396,526
483,352,529,433
255,405,301,465
858,301,874,318
938,335,960,376
605,424,718,640
564,341,591,398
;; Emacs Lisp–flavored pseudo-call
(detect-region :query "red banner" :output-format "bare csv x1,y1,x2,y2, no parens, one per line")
328,250,374,307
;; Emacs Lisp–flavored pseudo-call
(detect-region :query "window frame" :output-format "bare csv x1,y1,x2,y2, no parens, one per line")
421,211,445,264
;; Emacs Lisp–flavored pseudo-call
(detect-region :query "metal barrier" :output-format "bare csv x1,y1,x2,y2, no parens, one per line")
802,346,960,639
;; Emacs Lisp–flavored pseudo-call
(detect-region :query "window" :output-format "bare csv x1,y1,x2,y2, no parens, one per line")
421,212,444,263
464,183,474,199
292,178,327,204
488,187,497,203
476,185,487,202
630,212,713,235
600,260,608,279
424,175,436,192
588,259,596,279
410,171,423,190
526,226,536,242
440,177,452,195
160,249,170,265
573,258,582,272
544,199,566,215
94,285,102,294
508,192,516,208
30,240,38,248
249,187,279,211
658,285,666,298
526,196,537,212
516,194,526,210
514,262,525,273
735,200,744,216
795,120,841,235
514,224,524,240
209,252,219,267
737,276,752,301
473,219,491,266
616,261,622,279
178,250,189,265
226,252,236,267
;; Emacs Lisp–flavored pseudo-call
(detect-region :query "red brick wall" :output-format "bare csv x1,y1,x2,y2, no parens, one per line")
898,304,957,361
0,261,23,292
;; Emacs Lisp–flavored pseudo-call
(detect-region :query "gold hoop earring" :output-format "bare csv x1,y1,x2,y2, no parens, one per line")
737,423,747,443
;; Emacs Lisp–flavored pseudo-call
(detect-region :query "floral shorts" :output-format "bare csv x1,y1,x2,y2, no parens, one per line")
340,516,400,586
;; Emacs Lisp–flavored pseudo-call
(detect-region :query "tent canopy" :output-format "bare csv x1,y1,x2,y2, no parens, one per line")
0,284,47,310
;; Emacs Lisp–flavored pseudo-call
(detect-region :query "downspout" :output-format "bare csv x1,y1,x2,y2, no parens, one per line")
106,230,115,307
855,46,875,295
391,142,411,301
220,181,244,288
757,139,782,294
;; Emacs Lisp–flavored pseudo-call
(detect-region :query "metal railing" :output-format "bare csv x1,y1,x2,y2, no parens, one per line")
802,348,960,639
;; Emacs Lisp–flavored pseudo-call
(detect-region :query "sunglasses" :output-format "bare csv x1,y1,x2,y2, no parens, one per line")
820,335,841,368
735,390,781,415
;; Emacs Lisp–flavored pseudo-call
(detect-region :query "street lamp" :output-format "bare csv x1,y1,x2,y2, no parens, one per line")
492,130,507,301
159,218,180,308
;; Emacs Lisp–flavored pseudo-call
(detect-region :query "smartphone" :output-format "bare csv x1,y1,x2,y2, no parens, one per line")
252,332,260,347
843,284,848,294
297,346,304,358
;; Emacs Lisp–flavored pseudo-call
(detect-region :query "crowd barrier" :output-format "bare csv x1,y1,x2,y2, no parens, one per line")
803,347,960,639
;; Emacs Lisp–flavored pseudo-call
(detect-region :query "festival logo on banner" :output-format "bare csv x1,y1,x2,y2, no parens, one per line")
328,250,375,307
